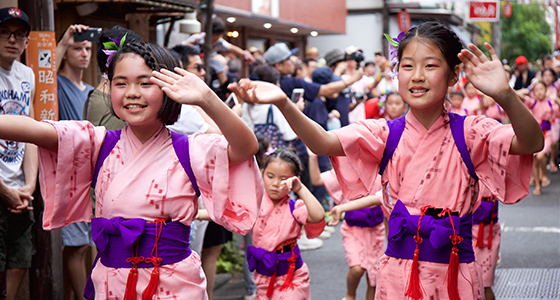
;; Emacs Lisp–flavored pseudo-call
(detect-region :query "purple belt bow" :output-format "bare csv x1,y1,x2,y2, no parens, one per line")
247,245,303,276
385,200,475,264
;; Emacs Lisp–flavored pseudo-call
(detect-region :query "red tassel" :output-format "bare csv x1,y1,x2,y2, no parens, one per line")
279,249,299,292
447,245,461,300
487,219,494,250
476,223,485,248
266,271,277,298
405,248,424,300
142,266,160,300
123,267,138,300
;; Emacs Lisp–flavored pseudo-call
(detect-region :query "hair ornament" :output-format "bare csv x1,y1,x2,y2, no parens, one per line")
264,147,279,156
102,33,127,68
384,31,405,79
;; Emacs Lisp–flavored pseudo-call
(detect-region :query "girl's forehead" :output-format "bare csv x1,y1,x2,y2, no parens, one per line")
401,39,445,60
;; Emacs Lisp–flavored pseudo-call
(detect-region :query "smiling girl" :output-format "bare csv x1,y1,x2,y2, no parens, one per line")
0,42,263,299
230,22,542,300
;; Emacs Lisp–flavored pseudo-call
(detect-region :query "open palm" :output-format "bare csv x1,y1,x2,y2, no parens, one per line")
458,43,509,99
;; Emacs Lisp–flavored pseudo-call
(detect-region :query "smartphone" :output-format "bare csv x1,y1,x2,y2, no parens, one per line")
74,28,101,42
291,88,305,103
225,93,238,107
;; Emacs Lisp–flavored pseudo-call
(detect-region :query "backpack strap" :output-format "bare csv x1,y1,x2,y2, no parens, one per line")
266,105,274,125
171,131,201,197
92,130,122,189
448,112,479,180
379,116,406,175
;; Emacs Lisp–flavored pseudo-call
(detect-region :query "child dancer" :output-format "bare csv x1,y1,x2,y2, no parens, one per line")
248,149,325,300
541,68,560,172
523,81,554,195
308,150,384,300
0,42,263,299
461,81,482,115
447,91,468,116
231,21,542,300
383,92,407,120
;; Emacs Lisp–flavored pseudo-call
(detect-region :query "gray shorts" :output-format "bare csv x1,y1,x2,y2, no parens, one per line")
61,222,93,247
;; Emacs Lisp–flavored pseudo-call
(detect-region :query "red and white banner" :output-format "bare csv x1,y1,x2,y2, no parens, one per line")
469,1,500,22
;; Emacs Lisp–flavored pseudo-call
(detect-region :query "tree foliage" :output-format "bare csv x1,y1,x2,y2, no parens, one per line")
500,1,551,64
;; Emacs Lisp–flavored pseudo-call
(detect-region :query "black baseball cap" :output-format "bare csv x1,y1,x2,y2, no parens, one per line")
0,7,31,32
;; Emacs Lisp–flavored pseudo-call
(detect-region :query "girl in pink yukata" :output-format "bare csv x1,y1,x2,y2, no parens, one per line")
0,42,264,300
461,81,482,115
308,149,384,300
523,81,554,195
230,21,543,300
447,91,468,116
540,69,560,173
383,92,408,120
248,149,325,300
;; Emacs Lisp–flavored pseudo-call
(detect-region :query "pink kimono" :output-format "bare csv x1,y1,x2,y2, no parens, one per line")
38,121,263,299
250,194,325,300
330,111,532,300
448,106,468,116
462,95,481,116
320,168,385,286
546,85,560,142
524,96,554,154
472,185,500,287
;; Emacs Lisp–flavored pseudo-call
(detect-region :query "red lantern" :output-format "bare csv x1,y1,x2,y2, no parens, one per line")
503,1,512,18
398,9,411,32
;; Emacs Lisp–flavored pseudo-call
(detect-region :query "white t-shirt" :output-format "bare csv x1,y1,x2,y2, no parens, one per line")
241,103,297,141
167,104,209,135
0,61,35,188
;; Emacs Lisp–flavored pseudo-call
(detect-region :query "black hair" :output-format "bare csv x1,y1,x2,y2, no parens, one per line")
364,61,376,68
262,148,303,177
252,65,280,84
255,134,270,169
398,21,463,73
107,42,182,125
171,44,201,67
450,91,464,98
212,16,226,35
542,68,557,80
303,58,316,66
97,26,142,74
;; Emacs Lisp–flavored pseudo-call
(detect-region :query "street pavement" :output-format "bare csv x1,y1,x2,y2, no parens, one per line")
214,170,560,300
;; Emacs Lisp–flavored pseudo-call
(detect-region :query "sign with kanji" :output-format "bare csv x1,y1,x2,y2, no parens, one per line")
25,31,58,121
469,1,499,22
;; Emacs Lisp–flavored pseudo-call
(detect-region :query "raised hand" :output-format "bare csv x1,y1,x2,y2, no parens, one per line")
280,176,303,193
458,43,510,101
151,68,212,107
228,79,289,106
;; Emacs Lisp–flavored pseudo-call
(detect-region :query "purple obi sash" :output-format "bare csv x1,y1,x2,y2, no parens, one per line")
541,120,552,132
84,217,191,299
246,245,303,276
385,200,475,264
344,206,384,228
472,198,499,225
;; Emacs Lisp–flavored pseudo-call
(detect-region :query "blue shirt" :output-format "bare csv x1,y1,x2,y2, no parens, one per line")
280,76,321,101
57,74,94,120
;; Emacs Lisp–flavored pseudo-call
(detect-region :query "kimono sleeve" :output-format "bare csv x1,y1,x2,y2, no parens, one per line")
466,116,533,204
38,121,106,230
330,119,389,200
189,133,263,235
320,169,345,205
291,199,325,239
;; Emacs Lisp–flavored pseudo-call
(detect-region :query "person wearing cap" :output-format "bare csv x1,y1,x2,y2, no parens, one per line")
0,6,37,300
513,55,535,90
322,49,354,128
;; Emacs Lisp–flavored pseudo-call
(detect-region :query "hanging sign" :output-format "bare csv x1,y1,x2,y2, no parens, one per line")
397,9,411,32
469,1,500,22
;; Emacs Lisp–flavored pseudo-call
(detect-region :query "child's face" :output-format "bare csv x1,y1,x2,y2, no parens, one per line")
542,71,555,86
450,94,463,108
464,83,478,98
262,159,294,201
533,83,547,100
398,40,456,113
111,54,164,129
385,94,406,120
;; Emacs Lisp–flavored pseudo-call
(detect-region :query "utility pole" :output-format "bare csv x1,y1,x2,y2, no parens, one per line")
18,0,64,299
492,20,501,59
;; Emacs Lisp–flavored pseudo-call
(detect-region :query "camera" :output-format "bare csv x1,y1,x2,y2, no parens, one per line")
345,50,365,69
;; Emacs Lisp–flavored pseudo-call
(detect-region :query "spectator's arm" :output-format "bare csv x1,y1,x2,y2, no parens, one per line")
56,24,89,71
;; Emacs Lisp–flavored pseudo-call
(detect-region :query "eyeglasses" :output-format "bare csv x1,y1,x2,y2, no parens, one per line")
0,29,28,41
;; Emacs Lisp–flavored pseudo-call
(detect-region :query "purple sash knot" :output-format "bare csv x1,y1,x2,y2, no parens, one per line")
344,206,384,228
85,217,191,299
246,245,303,277
472,200,499,225
385,200,475,264
541,120,551,132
